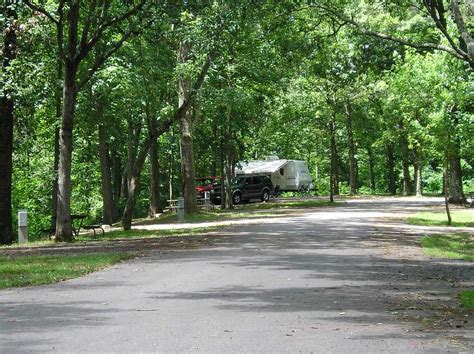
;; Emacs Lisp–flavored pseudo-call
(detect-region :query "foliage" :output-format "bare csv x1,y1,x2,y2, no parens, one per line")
3,0,473,243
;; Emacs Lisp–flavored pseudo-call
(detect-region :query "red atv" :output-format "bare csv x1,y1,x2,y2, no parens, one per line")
195,177,220,199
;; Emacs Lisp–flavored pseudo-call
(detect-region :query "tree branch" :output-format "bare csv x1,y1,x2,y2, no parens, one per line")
77,29,137,90
451,0,474,59
302,3,473,67
79,0,98,56
23,0,59,25
320,4,472,65
422,1,466,60
81,0,146,60
57,0,65,61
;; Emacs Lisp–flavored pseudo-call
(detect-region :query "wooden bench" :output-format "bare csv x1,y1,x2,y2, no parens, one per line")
41,214,100,238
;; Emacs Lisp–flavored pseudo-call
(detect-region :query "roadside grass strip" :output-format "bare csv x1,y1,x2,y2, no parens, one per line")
149,211,281,225
0,253,132,289
76,226,219,241
145,200,336,224
421,233,473,261
460,290,474,310
408,209,474,227
239,199,337,210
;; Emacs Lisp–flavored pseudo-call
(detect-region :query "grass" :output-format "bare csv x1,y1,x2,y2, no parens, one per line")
408,209,474,227
146,210,281,225
76,226,220,241
141,199,336,225
460,290,474,309
420,233,473,261
238,199,337,210
0,253,132,289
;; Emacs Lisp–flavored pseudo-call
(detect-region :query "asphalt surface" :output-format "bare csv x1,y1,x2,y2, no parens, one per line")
0,198,471,353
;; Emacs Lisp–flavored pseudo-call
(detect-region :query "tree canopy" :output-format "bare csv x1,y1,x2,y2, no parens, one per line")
1,0,472,243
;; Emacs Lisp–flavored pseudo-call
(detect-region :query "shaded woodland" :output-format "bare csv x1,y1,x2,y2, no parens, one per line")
1,0,472,243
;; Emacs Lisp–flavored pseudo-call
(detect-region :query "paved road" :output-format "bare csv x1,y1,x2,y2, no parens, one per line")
1,198,471,353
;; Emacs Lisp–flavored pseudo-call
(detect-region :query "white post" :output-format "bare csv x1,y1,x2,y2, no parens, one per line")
18,210,28,244
177,197,185,223
204,191,210,211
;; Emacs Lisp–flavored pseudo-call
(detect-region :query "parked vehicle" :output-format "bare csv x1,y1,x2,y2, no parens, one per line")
210,174,274,205
195,177,220,199
235,157,313,192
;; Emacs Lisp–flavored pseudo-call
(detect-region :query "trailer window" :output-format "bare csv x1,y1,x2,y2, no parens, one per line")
279,168,284,176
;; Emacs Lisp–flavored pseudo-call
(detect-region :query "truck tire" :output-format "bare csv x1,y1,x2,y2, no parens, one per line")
232,192,242,205
261,189,270,202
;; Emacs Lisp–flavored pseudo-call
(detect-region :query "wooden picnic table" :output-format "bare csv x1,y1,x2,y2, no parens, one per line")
71,214,87,237
167,200,178,212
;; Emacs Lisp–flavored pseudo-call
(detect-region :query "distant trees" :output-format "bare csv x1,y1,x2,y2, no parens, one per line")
1,1,471,245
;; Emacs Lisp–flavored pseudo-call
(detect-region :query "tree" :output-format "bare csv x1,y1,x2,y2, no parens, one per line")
0,0,18,245
312,1,474,68
24,0,147,241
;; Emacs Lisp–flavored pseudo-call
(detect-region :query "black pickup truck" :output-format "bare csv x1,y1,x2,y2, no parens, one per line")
211,174,274,205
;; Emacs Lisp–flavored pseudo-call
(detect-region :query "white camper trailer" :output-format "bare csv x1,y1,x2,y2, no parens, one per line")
235,157,313,192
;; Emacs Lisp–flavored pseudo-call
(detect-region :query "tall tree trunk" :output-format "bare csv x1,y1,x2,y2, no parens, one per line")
443,158,452,225
329,119,338,199
111,148,122,203
177,42,197,214
413,146,422,197
211,124,217,177
387,144,396,195
399,131,412,196
149,138,163,216
447,108,465,204
55,62,78,242
448,145,464,204
344,101,357,195
224,107,233,209
55,1,80,242
178,114,198,214
220,137,226,208
367,145,376,193
52,58,62,222
0,1,17,245
122,127,170,229
98,124,118,225
225,157,233,209
168,144,174,202
125,118,137,196
122,175,140,230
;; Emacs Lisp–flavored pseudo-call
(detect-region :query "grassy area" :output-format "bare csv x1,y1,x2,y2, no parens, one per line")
239,199,336,210
460,290,474,309
146,210,281,225
142,199,336,225
0,253,132,289
420,233,473,261
76,226,219,241
408,209,474,227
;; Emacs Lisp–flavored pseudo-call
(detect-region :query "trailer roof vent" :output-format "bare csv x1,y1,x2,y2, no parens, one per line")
265,156,279,161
